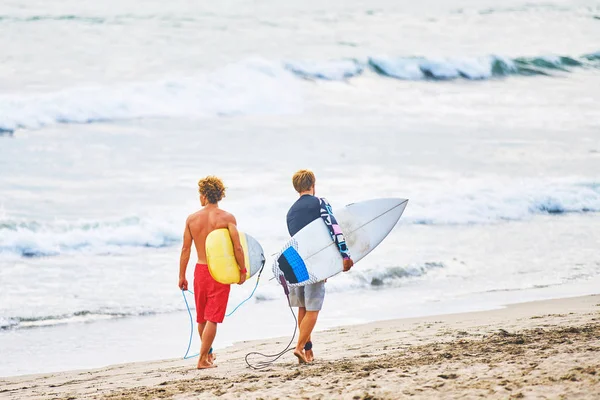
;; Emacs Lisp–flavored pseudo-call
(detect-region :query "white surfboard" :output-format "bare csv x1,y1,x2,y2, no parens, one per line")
272,198,408,288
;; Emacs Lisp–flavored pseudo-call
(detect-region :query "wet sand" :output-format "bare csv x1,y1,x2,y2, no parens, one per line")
1,295,599,399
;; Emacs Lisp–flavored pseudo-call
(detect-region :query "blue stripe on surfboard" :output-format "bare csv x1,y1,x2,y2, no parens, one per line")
282,246,309,282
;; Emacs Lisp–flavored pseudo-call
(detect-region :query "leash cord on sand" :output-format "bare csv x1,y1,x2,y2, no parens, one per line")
181,265,265,359
244,296,298,370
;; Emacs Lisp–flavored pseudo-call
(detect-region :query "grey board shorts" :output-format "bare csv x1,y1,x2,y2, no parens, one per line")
289,281,325,311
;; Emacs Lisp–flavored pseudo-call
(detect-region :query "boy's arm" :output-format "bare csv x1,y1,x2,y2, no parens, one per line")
227,217,247,285
178,218,192,290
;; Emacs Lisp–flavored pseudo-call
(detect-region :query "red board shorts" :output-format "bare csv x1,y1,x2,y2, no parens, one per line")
194,263,231,324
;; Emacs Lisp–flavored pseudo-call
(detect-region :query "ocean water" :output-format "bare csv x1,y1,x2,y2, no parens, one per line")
1,0,600,377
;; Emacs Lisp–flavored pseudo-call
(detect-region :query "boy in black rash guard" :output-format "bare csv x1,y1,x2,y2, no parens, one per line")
286,169,354,364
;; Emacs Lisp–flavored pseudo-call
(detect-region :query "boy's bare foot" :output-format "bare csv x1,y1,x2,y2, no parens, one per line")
197,358,217,369
197,354,216,369
305,349,314,363
209,353,217,363
293,349,307,364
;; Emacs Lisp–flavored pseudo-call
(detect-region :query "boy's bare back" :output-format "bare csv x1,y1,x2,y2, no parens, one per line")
186,207,236,264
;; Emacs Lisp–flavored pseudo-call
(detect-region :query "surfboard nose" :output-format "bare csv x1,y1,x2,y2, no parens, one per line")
369,197,408,233
339,198,408,262
345,198,408,225
387,198,409,225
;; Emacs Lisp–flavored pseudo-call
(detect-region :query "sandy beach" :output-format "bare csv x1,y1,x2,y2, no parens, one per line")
1,294,598,399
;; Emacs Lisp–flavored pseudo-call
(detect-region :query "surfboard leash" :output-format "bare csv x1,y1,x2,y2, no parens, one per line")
244,277,298,370
181,289,201,360
181,261,266,360
225,261,266,317
180,261,299,368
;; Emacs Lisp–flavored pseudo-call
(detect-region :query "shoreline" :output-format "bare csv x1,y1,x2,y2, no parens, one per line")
1,294,599,399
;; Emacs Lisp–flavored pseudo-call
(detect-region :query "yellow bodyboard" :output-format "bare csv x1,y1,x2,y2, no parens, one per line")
205,228,251,284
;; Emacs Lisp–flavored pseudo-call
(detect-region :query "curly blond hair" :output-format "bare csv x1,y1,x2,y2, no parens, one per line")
198,176,226,204
292,169,315,193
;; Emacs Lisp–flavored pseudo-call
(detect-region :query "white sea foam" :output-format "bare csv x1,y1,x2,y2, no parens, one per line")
0,58,303,132
0,216,180,258
403,179,600,225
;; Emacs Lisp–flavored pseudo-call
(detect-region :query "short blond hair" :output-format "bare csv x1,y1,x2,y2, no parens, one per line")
198,176,226,204
292,169,315,193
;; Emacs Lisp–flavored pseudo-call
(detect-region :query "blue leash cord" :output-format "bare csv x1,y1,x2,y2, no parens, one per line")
181,269,263,359
181,289,200,359
224,273,262,317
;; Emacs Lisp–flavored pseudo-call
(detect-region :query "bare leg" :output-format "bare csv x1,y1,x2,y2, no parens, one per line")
294,311,318,364
197,323,215,364
197,322,206,341
197,321,217,369
298,307,306,325
294,307,307,363
297,308,314,362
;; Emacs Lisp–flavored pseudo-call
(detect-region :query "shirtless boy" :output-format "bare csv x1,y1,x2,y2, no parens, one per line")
178,176,246,369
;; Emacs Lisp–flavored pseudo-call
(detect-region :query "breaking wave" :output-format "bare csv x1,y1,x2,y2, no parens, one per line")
1,51,599,133
0,59,303,133
0,216,179,258
405,181,600,225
